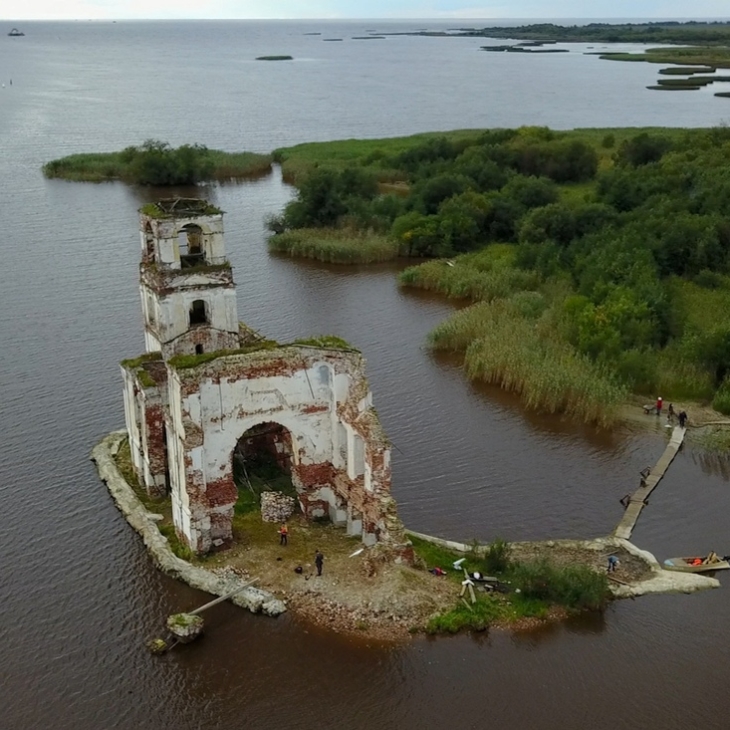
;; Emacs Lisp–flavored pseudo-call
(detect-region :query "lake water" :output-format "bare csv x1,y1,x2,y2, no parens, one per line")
2,19,730,729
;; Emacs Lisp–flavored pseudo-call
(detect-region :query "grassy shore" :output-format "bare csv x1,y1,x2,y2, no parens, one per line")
268,228,399,263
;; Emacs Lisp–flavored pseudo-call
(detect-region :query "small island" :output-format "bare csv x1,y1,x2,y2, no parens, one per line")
8,27,24,37
43,140,272,183
255,55,293,61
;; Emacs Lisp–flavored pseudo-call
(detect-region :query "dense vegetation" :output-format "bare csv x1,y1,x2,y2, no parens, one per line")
446,21,730,45
272,126,730,423
410,536,611,634
43,139,272,183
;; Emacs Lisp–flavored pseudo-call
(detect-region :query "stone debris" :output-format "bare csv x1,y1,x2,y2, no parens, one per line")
260,492,296,523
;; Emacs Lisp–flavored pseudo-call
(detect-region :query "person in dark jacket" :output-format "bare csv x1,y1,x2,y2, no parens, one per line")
678,410,688,428
314,549,324,576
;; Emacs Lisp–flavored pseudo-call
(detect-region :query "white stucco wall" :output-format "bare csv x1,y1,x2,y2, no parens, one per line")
140,283,238,346
192,364,337,479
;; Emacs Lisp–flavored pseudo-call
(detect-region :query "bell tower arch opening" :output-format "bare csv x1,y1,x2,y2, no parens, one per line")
179,223,205,268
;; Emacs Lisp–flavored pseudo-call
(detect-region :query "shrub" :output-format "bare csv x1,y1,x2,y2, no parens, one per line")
509,559,610,611
712,376,730,414
483,537,511,574
425,596,504,634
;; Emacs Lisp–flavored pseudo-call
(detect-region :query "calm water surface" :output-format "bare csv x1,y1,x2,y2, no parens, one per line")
2,20,730,729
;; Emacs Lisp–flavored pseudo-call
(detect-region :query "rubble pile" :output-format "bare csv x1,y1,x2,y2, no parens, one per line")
260,492,296,522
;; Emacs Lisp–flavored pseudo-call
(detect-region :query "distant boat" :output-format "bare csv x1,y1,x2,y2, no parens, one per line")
8,28,25,37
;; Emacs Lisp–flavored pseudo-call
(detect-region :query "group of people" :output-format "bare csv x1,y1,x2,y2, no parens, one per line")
278,523,324,576
654,397,688,428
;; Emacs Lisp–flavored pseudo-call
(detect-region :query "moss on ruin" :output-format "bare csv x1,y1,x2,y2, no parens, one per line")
293,335,357,350
120,352,163,369
168,340,281,370
140,199,222,219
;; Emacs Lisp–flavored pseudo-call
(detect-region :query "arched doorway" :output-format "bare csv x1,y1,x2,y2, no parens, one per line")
232,422,297,514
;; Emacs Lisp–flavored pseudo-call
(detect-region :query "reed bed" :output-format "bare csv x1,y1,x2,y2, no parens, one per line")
659,66,716,75
399,246,539,302
267,228,399,264
430,301,626,426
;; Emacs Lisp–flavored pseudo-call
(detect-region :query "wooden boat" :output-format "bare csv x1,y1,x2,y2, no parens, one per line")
663,552,730,573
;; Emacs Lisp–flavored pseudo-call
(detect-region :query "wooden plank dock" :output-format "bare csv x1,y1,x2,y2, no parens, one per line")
613,426,686,540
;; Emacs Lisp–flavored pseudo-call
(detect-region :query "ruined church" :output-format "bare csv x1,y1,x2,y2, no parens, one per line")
121,198,406,554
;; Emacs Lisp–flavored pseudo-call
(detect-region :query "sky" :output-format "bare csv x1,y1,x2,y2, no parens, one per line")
3,0,730,21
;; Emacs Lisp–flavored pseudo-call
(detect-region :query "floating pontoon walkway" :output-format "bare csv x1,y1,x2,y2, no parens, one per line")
613,426,686,540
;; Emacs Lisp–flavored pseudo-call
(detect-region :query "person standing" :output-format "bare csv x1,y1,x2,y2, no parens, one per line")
279,523,288,546
678,410,688,428
656,396,663,417
314,549,324,576
667,403,675,422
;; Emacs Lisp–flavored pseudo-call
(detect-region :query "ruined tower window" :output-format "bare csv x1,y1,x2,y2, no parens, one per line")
195,344,204,355
144,223,155,262
179,224,204,269
189,299,208,326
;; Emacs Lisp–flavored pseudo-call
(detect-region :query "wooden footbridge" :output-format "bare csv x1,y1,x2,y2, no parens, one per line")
613,426,686,540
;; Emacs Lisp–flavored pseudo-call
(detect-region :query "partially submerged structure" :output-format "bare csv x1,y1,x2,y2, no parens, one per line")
121,199,406,554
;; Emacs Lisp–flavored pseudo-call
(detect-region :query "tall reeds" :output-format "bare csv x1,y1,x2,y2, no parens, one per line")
399,245,539,302
430,300,626,426
267,228,399,264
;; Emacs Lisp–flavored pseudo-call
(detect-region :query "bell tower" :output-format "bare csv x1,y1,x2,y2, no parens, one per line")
138,198,240,359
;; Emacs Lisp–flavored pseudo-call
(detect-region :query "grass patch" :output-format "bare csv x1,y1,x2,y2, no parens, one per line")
113,437,196,561
692,425,730,452
399,246,538,301
268,228,399,264
293,335,356,350
168,340,281,369
426,596,507,634
413,535,609,634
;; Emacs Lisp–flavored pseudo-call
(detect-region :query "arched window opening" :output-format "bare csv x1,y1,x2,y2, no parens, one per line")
179,224,205,269
195,344,204,355
189,299,208,326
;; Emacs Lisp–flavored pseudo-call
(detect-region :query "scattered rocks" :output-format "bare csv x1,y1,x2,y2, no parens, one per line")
167,613,204,642
261,492,296,523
